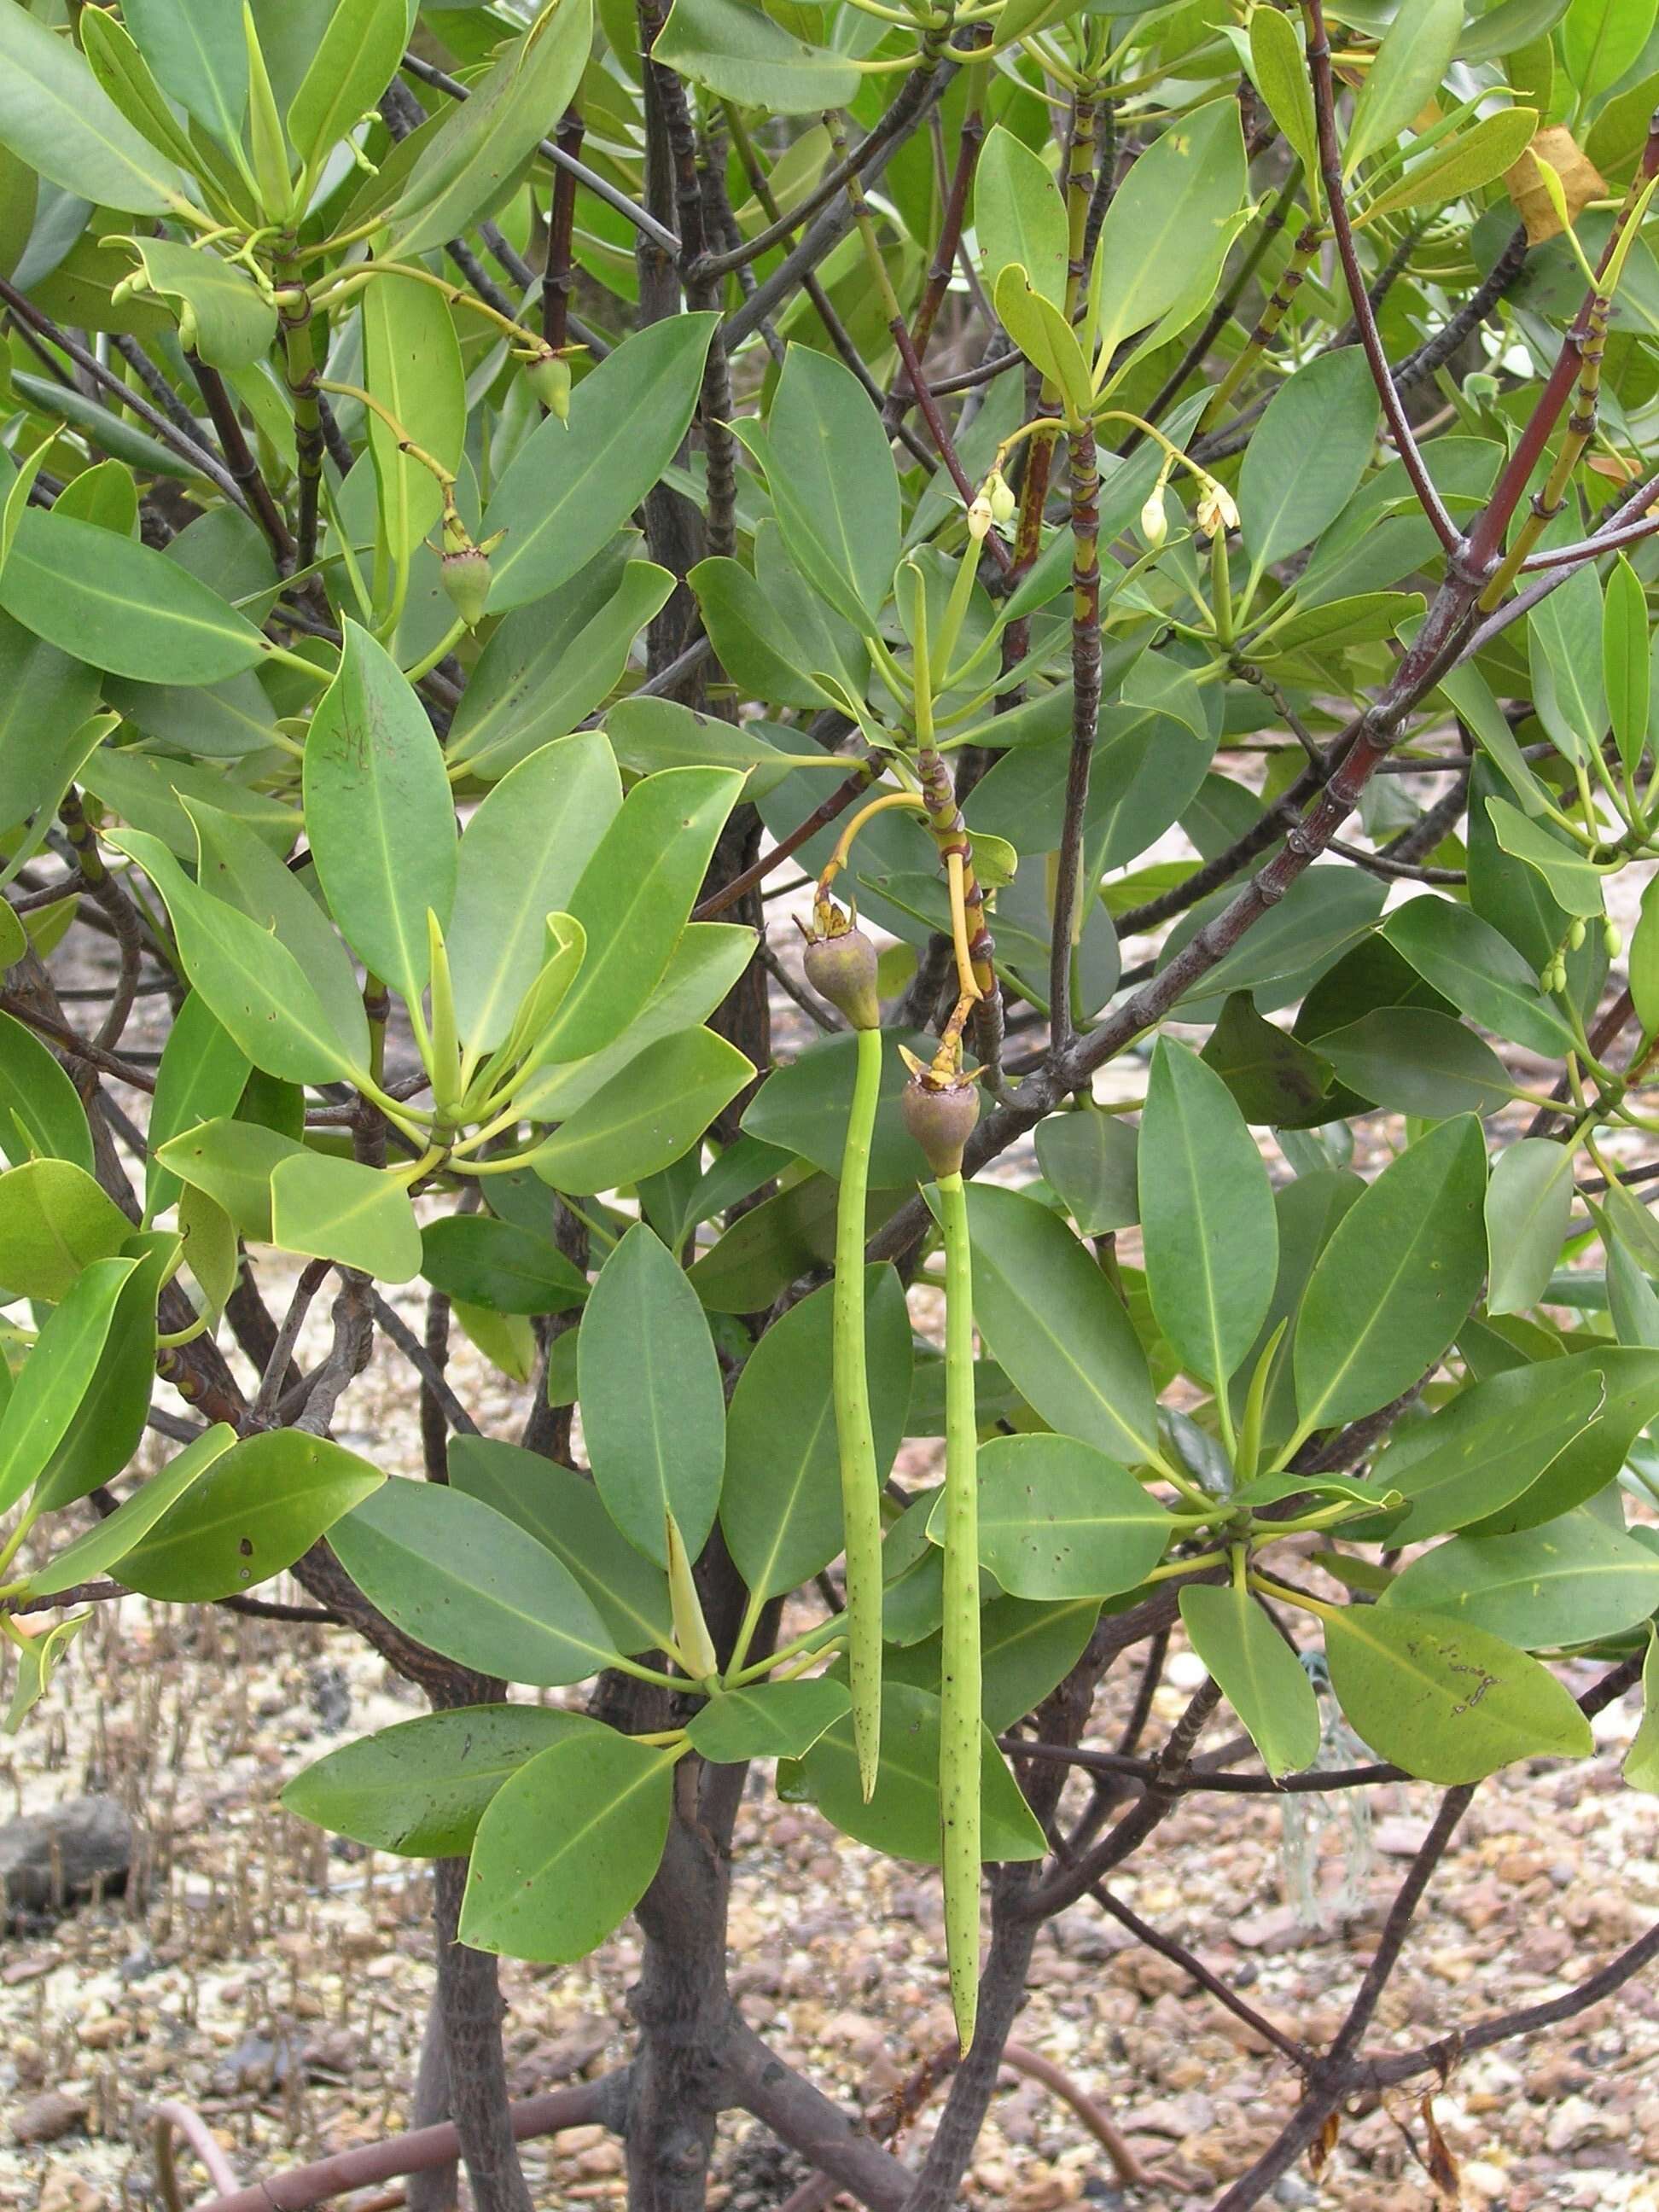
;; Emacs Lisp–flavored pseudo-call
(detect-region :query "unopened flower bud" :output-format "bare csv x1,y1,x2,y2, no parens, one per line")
1569,917,1586,952
1605,919,1621,958
1139,492,1168,550
440,544,492,629
985,468,1016,527
803,915,881,1030
967,493,994,542
523,346,572,422
901,1074,980,1179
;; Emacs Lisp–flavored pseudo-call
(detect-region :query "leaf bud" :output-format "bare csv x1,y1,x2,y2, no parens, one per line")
803,913,882,1030
900,1072,980,1179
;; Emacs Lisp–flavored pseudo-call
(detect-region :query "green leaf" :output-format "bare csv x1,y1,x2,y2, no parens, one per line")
529,1027,752,1192
1344,0,1464,174
448,1435,674,1658
1179,1583,1320,1778
1139,1039,1278,1394
111,831,365,1086
1633,874,1659,1036
1385,1511,1659,1644
975,127,1068,308
1362,106,1538,218
449,734,619,1052
0,1161,134,1303
1485,1138,1577,1315
1487,796,1604,917
721,1265,913,1601
690,549,861,715
450,564,672,783
383,0,594,258
459,1722,677,1962
762,346,901,629
26,1424,237,1596
577,1223,725,1565
420,1215,586,1316
122,0,247,148
1562,0,1657,101
1033,1110,1139,1236
1382,895,1576,1057
329,1478,619,1685
1318,1007,1514,1118
120,1430,381,1601
304,620,457,1006
795,1682,1047,1867
949,1432,1174,1601
1369,1359,1606,1541
605,698,840,801
742,1027,925,1187
1294,1116,1488,1431
992,265,1092,421
0,1010,93,1173
1247,6,1318,185
687,1679,851,1762
483,315,718,612
1529,562,1604,766
4,1609,90,1735
1604,555,1650,777
361,273,465,575
1241,350,1382,572
0,1,191,216
651,0,859,112
1200,990,1334,1129
283,1705,588,1857
0,1257,138,1516
288,0,409,178
32,1234,174,1514
0,508,266,683
964,1183,1161,1467
115,236,276,370
154,1115,301,1242
1090,95,1248,369
1324,1603,1591,1783
269,1151,422,1282
525,767,742,1065
1626,1627,1659,1793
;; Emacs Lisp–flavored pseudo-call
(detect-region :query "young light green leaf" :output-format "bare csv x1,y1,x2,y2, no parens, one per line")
1361,107,1538,220
1090,95,1247,368
154,1116,304,1242
1604,555,1650,776
687,1679,851,1763
1344,0,1464,175
361,273,464,576
528,1027,752,1193
651,0,859,112
269,1151,422,1283
1248,7,1318,186
0,1010,94,1173
0,1257,138,1516
0,1162,135,1303
0,2,192,216
288,0,409,178
992,265,1093,421
975,127,1068,308
1180,1583,1320,1778
26,1425,238,1597
1241,350,1381,571
121,1431,381,1601
115,236,276,370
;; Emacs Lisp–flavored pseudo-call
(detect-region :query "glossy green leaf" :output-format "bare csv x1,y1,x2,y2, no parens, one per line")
721,1265,913,1601
795,1682,1047,1867
269,1151,422,1283
1200,989,1334,1128
330,1478,619,1685
27,1424,237,1596
154,1115,302,1242
1033,1109,1139,1235
0,1,191,215
288,0,409,177
31,1234,174,1514
993,265,1092,421
384,0,594,257
420,1215,586,1316
0,1256,138,1515
362,272,464,574
305,620,458,1006
1180,1583,1320,1778
1242,350,1381,571
0,1161,134,1303
652,0,859,111
4,1608,90,1735
577,1222,725,1564
525,767,742,1064
1562,0,1656,101
0,508,267,683
283,1705,588,1857
1295,1116,1488,1431
1529,562,1604,766
1324,1604,1591,1783
529,1027,752,1192
1487,796,1604,917
448,1436,675,1658
687,1679,851,1762
119,1430,381,1601
459,1722,677,1962
964,1183,1161,1467
1368,1359,1607,1541
1485,1137,1576,1314
944,1433,1174,1600
0,1010,93,1172
1139,1039,1278,1392
116,236,275,370
1604,556,1649,776
605,699,840,800
1382,896,1576,1057
1318,1007,1513,1118
1345,0,1464,174
1386,1511,1659,1645
742,1027,926,1187
1247,6,1318,186
122,0,247,148
483,315,718,611
1090,94,1247,368
975,127,1068,308
1361,106,1537,218
762,345,900,629
111,832,365,1086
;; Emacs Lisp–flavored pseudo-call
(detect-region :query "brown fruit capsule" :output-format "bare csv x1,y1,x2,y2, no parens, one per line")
901,1075,980,1179
804,924,881,1031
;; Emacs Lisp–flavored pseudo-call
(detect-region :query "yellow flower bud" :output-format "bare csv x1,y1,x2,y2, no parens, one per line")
1139,492,1168,550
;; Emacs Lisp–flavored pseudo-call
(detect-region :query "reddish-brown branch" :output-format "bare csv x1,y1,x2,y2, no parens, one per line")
692,765,875,918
